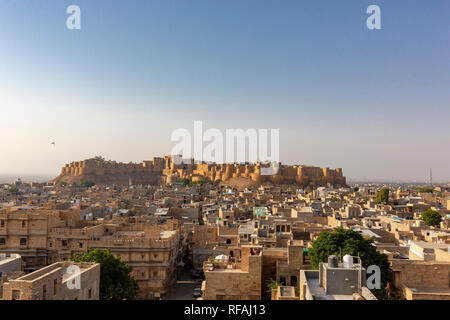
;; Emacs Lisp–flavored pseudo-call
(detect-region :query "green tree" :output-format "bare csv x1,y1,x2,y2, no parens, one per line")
265,279,282,293
8,187,19,194
70,248,139,300
420,209,442,227
417,187,433,193
375,188,389,204
80,180,95,188
59,182,67,187
176,178,191,186
308,228,390,299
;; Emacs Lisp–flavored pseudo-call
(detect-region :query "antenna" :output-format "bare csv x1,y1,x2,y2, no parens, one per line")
357,253,362,296
430,168,433,187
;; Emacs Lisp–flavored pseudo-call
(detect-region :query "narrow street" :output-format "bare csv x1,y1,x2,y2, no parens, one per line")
165,267,202,300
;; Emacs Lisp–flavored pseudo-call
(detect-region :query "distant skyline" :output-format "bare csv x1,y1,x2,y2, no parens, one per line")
1,0,449,182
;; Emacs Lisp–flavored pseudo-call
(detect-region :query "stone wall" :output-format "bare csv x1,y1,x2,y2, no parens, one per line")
54,155,346,187
390,260,450,299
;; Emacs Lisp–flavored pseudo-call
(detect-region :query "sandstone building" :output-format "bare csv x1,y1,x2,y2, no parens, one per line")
202,245,262,300
1,261,100,300
0,207,184,299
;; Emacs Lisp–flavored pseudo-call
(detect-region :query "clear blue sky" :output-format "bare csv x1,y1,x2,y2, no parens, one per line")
0,0,449,182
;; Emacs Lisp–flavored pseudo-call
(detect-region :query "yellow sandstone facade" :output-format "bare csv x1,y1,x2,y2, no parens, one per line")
0,207,183,299
54,155,346,187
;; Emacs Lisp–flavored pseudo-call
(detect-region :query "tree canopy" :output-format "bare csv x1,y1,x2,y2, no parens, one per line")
70,248,139,300
420,209,442,227
8,187,19,194
375,188,389,204
416,187,433,193
80,180,95,188
175,178,212,186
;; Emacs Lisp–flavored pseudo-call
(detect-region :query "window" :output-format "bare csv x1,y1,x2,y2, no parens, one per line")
62,240,68,246
42,285,47,300
226,239,231,244
49,242,53,247
20,238,27,246
79,242,83,248
0,238,5,245
12,290,20,300
54,279,58,295
88,289,92,299
0,220,4,227
280,277,286,286
290,275,297,287
22,221,26,228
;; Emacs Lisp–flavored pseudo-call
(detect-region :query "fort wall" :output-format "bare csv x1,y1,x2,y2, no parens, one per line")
54,155,346,187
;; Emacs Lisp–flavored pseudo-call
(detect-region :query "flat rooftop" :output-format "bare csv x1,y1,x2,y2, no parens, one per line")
16,262,96,282
406,287,450,294
0,256,17,263
160,230,177,239
114,231,145,237
307,278,354,300
410,241,448,250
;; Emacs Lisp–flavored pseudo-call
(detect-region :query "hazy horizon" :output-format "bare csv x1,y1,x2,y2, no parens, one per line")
1,0,449,182
1,165,449,185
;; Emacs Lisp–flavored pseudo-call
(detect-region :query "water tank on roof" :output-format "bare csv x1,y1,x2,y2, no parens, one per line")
215,254,228,261
343,254,354,268
328,255,338,268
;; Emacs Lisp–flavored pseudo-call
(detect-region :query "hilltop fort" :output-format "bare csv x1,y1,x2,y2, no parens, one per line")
52,155,346,188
